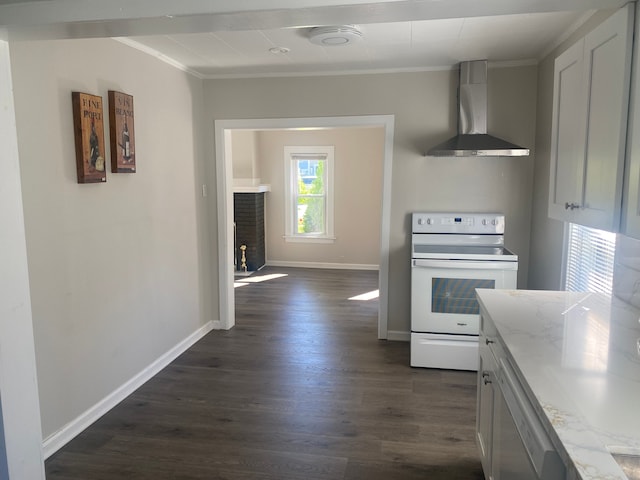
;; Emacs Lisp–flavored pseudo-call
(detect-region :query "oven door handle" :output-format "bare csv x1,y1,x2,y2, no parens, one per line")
412,259,518,270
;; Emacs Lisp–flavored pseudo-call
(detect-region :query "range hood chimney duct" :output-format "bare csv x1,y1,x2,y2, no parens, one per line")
427,60,530,157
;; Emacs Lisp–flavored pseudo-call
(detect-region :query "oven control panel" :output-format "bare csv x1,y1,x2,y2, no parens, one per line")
412,213,505,234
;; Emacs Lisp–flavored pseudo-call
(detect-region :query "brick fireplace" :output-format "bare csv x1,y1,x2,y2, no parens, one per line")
233,192,266,272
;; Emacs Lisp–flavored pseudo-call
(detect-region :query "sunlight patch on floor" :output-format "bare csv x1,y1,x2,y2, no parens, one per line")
239,273,288,283
349,289,379,301
234,273,289,288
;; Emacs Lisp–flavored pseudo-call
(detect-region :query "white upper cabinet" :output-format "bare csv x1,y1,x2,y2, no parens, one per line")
549,41,586,221
623,5,640,238
549,4,634,231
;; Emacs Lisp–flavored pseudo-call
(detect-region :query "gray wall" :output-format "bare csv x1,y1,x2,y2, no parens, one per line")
231,130,259,180
204,66,538,335
10,37,210,440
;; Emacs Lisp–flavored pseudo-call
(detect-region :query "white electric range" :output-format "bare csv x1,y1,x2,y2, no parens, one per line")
410,212,518,370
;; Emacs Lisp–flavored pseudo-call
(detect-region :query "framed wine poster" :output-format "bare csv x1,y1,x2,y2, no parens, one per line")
108,91,136,173
72,92,107,183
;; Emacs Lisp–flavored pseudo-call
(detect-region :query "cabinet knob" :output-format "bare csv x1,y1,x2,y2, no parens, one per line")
485,338,494,345
483,377,492,385
564,202,581,210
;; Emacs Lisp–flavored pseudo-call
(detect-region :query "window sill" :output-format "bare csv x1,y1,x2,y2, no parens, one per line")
284,235,336,244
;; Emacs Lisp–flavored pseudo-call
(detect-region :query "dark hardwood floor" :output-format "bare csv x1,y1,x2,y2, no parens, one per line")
45,267,484,479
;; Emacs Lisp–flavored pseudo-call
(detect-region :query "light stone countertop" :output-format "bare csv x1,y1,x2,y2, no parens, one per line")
476,289,640,480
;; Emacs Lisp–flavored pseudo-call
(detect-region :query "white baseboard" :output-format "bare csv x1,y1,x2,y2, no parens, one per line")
42,320,215,459
266,260,378,271
386,330,410,342
211,319,225,330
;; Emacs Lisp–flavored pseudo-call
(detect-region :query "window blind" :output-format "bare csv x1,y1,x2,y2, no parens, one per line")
565,223,616,295
290,154,327,161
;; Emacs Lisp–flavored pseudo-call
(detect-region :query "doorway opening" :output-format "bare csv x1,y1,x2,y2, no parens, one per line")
214,115,394,338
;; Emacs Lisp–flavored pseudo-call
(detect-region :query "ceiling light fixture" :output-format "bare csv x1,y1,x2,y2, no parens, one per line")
269,46,290,54
308,25,363,46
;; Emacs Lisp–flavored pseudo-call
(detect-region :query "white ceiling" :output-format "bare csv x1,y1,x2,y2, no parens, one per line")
121,11,589,78
0,0,626,78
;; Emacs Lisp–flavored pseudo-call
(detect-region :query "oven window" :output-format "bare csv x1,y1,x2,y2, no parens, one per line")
431,278,495,314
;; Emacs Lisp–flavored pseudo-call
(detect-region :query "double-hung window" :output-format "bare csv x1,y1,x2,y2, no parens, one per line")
564,223,616,295
563,223,615,372
284,146,335,243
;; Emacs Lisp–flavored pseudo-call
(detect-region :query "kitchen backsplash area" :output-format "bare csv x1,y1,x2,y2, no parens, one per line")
613,234,640,309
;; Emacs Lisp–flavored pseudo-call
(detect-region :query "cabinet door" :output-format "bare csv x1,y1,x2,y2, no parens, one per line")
549,4,633,230
476,327,496,479
579,4,633,231
623,5,640,238
491,388,539,480
548,40,586,223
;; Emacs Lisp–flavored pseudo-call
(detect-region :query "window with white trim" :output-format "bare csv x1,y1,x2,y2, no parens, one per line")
284,146,334,243
565,223,616,295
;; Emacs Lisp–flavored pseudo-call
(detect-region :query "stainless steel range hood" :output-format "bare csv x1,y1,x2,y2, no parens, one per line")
427,60,530,157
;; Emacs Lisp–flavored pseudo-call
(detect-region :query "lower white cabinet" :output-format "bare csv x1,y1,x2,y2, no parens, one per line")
476,307,565,480
476,329,496,477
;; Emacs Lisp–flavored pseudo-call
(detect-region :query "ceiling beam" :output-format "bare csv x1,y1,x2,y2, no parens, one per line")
0,0,628,41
